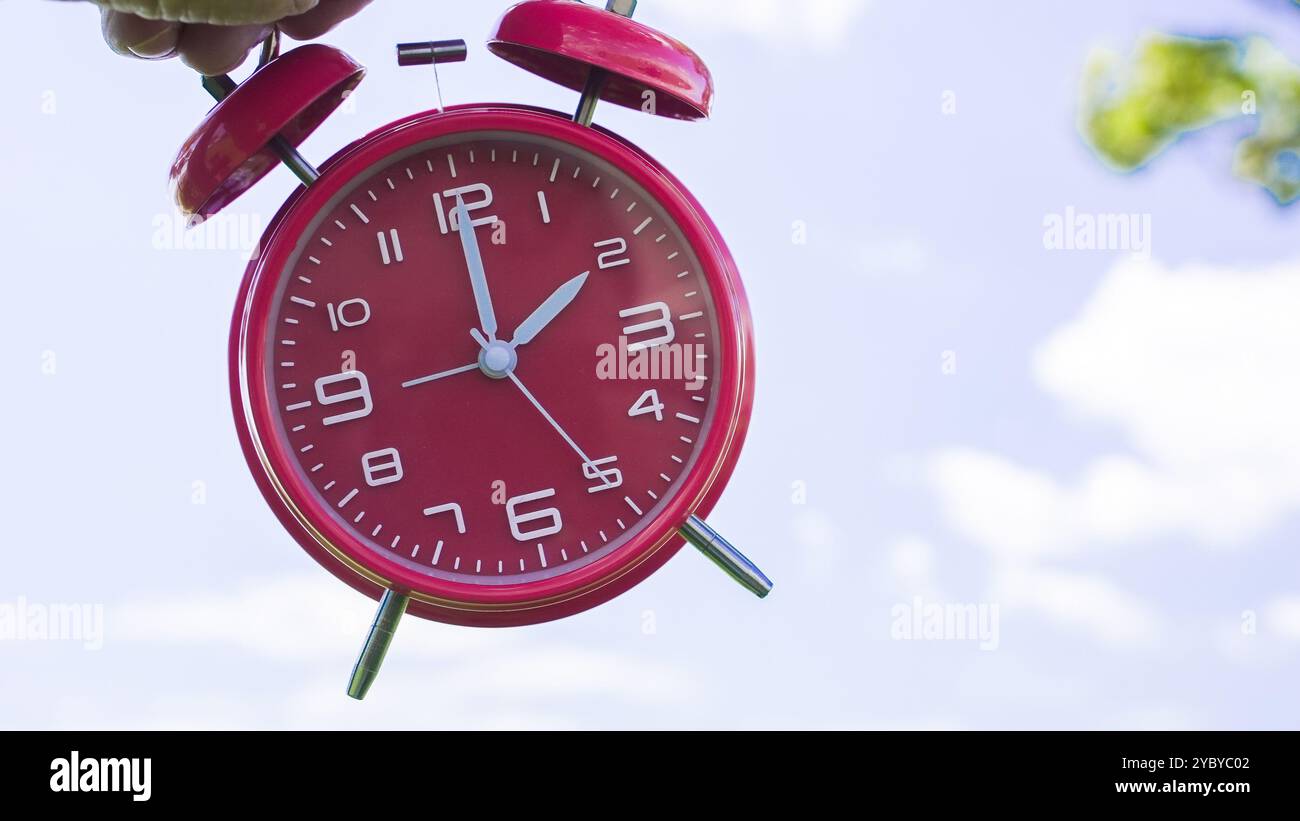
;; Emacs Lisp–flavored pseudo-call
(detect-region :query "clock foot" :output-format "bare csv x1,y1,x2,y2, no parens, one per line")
346,589,409,700
680,515,773,598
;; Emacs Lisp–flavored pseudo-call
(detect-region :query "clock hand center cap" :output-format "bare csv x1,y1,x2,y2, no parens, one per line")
478,339,517,379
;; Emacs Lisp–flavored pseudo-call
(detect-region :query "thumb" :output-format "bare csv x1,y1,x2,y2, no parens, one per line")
100,9,180,59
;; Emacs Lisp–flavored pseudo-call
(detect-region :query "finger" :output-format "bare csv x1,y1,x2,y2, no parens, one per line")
100,9,180,59
92,1,319,26
277,0,372,40
177,22,273,75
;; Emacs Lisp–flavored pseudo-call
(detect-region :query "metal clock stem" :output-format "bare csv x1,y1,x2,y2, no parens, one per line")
680,515,773,598
347,589,409,700
572,68,606,127
573,0,638,126
200,74,321,186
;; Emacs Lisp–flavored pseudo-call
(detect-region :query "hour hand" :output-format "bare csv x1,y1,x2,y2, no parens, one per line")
508,272,589,348
454,196,497,339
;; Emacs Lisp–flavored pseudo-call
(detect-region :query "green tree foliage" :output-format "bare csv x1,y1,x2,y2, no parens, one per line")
1080,34,1300,203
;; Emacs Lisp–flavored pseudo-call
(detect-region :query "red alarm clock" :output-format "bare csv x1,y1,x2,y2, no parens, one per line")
169,0,770,699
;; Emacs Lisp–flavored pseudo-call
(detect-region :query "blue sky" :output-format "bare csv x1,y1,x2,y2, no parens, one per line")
3,0,1300,728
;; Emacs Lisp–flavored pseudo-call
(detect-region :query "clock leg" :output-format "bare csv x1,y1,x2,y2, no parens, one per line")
680,515,773,598
346,589,409,700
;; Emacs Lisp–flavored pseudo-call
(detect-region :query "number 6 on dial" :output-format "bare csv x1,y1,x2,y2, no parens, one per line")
505,488,563,541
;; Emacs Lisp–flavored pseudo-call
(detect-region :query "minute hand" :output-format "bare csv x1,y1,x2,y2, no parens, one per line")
505,371,593,467
509,272,589,347
454,197,497,339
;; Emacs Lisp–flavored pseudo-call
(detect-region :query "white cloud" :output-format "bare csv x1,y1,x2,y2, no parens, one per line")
931,258,1300,559
992,565,1161,649
888,535,934,588
107,575,695,728
284,648,692,729
925,258,1300,650
931,449,1072,561
1102,705,1197,731
1267,596,1300,640
53,693,260,732
51,641,695,730
790,508,841,582
857,236,933,275
112,575,500,661
1035,258,1300,474
655,0,871,50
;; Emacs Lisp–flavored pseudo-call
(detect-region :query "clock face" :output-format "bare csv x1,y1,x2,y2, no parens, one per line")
253,125,732,591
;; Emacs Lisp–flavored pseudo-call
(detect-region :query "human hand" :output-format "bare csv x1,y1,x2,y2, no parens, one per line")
91,0,372,75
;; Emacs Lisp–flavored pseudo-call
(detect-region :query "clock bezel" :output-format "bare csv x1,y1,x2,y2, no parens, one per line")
230,104,755,626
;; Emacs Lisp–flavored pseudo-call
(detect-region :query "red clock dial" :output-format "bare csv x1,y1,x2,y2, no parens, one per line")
234,107,753,624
